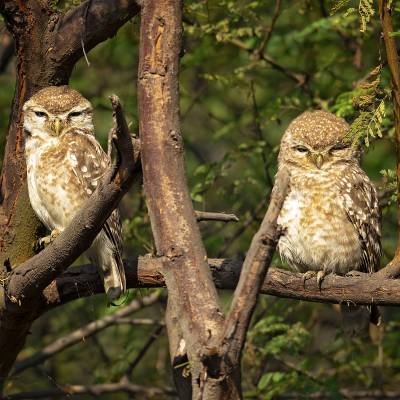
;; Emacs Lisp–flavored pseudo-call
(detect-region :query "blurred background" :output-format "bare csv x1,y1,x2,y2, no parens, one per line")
1,0,400,398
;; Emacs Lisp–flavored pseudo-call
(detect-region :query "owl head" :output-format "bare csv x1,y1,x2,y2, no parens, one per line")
23,86,94,140
278,110,359,171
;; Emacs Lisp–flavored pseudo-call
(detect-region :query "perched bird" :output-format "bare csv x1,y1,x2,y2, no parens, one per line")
277,110,381,335
23,86,125,301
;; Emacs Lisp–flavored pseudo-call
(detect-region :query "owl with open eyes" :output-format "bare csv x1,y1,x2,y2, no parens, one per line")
277,110,381,334
23,86,125,301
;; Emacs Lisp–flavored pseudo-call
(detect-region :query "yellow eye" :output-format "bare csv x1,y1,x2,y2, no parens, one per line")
69,111,82,118
34,111,47,118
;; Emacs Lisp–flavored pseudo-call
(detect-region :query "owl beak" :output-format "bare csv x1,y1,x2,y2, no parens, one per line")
312,153,324,169
53,117,63,136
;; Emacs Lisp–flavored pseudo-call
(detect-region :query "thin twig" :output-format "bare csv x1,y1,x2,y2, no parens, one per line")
255,0,282,56
4,381,176,399
80,0,93,66
11,292,161,376
123,324,164,377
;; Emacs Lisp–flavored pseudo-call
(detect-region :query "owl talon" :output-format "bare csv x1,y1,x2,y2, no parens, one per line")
316,270,326,290
33,229,62,251
302,271,317,288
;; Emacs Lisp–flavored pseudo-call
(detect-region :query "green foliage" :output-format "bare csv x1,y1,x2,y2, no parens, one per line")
49,0,82,11
331,0,375,32
359,0,375,32
332,65,390,146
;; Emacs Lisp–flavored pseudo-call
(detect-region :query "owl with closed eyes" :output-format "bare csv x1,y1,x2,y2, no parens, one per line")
23,86,125,301
277,110,381,335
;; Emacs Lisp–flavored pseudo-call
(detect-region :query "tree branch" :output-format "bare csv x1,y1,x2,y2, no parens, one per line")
41,257,400,309
122,324,164,378
53,0,140,69
195,211,239,223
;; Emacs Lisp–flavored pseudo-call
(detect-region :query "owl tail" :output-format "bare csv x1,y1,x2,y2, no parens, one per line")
340,304,381,336
87,239,126,302
102,251,126,302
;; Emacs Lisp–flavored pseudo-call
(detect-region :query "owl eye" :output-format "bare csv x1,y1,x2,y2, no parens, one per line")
330,143,349,153
34,111,47,118
293,145,308,154
68,111,82,118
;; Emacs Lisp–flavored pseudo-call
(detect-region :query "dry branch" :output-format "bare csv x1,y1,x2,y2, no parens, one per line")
41,257,400,308
52,0,140,76
195,211,239,222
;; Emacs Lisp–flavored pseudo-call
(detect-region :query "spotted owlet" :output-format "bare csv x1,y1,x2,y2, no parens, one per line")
277,110,381,334
23,86,125,301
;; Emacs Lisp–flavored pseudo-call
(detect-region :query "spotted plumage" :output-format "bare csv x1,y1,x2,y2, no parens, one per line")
277,110,381,333
23,86,125,301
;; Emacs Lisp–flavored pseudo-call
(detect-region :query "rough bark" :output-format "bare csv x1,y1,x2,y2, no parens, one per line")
137,1,240,397
35,257,400,310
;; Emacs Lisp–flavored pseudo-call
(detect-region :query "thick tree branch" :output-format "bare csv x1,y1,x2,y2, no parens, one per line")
41,257,400,309
53,0,140,70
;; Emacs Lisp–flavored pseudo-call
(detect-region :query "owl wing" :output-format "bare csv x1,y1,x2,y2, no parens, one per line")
64,129,124,270
339,166,381,273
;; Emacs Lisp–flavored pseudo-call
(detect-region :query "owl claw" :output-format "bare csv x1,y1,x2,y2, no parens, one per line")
316,270,326,290
302,270,326,290
33,229,62,252
302,271,317,288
